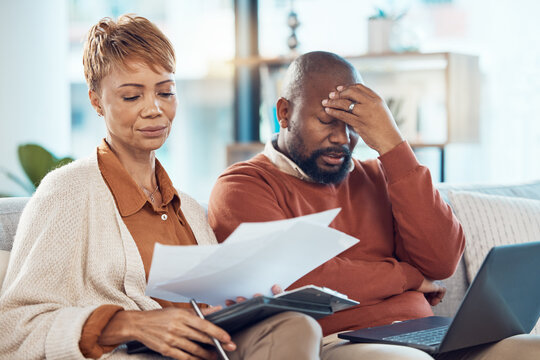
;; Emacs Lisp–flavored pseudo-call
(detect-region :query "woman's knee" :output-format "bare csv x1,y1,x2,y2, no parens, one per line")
274,311,323,339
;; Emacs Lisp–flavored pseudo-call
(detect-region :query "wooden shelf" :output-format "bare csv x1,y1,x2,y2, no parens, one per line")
254,52,480,146
234,51,470,67
226,142,265,166
235,51,482,182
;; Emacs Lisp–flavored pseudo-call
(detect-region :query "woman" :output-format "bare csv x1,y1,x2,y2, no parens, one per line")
0,15,321,360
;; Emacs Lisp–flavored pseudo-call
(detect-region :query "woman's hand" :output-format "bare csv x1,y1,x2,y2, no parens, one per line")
99,307,236,360
417,278,447,306
225,284,284,306
321,83,404,155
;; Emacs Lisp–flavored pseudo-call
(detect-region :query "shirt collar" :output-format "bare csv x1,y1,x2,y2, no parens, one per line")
262,134,355,182
97,139,179,216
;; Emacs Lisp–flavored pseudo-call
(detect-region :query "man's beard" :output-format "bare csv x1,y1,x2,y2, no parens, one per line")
288,138,352,185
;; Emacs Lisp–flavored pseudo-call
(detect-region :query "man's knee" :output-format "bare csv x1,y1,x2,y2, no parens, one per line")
334,345,433,360
322,337,434,360
487,333,540,359
381,345,435,360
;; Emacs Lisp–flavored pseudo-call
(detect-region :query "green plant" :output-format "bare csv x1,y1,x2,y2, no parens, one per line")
0,144,74,196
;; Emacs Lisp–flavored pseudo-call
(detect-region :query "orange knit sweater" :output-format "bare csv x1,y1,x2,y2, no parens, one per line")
209,141,465,336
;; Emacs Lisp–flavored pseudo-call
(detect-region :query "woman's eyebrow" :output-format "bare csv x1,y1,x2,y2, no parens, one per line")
118,83,143,88
117,79,174,88
156,79,174,86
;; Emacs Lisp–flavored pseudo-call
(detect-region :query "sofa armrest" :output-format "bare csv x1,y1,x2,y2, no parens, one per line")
0,249,10,289
0,197,29,290
0,197,30,251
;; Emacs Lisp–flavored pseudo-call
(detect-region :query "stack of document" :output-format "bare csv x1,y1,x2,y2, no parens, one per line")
204,285,360,333
146,208,359,305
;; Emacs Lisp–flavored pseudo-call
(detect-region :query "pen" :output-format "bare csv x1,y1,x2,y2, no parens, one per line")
190,299,230,360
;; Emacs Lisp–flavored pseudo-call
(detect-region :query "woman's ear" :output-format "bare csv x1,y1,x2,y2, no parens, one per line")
89,90,103,117
276,97,290,129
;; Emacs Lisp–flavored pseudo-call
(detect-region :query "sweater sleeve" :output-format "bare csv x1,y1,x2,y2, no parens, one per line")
0,170,115,360
379,141,465,279
285,253,425,303
79,305,124,359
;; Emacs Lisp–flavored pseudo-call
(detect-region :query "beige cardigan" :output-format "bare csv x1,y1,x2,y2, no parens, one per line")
0,152,217,359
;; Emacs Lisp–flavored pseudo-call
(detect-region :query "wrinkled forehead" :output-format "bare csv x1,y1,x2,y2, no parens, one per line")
300,72,358,106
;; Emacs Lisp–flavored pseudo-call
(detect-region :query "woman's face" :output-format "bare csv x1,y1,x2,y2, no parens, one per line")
91,60,177,155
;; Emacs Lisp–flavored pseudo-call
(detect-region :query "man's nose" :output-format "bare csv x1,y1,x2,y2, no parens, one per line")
329,120,350,145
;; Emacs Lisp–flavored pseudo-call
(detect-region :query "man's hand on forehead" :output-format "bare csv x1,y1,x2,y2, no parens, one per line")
321,83,405,155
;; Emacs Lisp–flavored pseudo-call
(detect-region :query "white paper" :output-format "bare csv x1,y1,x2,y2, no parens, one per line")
146,208,359,305
224,207,341,244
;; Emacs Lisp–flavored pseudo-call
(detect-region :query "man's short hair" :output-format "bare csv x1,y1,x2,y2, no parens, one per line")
281,51,361,101
83,14,176,92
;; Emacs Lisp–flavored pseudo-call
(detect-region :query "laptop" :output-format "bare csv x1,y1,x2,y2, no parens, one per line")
338,242,540,354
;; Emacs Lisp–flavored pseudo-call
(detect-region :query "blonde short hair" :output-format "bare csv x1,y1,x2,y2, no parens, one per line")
83,14,175,92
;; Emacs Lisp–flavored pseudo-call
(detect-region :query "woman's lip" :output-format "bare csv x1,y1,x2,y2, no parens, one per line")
140,126,166,131
139,126,167,137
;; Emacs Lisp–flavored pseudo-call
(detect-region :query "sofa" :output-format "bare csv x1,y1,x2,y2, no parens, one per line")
431,180,540,325
1,180,540,332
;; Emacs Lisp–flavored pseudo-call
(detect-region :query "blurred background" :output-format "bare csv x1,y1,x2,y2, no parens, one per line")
1,0,539,202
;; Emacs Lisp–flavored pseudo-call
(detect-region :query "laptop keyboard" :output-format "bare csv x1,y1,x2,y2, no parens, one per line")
383,325,449,346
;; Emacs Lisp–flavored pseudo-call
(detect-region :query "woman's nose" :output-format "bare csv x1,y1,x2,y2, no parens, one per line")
141,95,163,118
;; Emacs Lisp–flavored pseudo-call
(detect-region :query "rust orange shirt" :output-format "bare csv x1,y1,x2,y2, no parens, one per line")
79,140,198,358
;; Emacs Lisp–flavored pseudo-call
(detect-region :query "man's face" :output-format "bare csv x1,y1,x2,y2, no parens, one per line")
284,73,359,184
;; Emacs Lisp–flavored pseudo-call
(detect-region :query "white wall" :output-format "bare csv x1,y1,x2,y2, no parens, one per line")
421,0,540,184
0,0,71,196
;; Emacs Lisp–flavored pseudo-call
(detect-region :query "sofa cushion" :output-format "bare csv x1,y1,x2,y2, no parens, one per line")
431,259,468,318
437,180,540,205
0,197,29,251
449,191,540,281
448,190,540,334
432,181,540,318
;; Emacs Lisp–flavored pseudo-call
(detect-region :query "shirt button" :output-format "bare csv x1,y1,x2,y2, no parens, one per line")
161,214,168,221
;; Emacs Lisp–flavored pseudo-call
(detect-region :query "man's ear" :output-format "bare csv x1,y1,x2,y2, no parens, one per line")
89,90,103,117
276,97,290,129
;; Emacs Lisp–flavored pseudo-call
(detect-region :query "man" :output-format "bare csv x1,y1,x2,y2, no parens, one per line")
209,51,539,359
